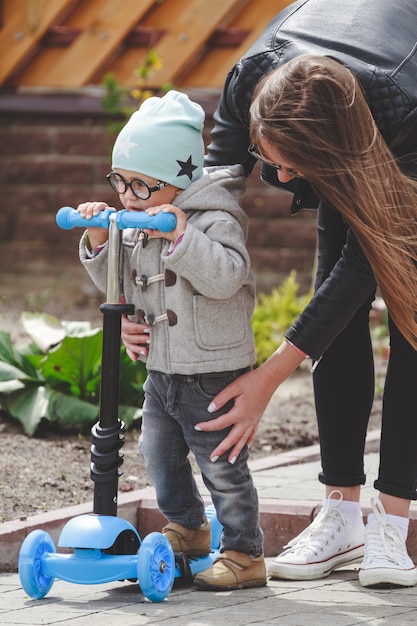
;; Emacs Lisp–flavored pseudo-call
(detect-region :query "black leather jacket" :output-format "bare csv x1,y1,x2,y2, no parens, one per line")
205,0,417,359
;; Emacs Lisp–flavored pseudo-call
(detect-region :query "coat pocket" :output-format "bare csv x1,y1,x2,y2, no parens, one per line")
193,293,248,350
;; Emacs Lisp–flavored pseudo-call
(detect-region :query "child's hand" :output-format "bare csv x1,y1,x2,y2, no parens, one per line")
121,314,150,360
144,204,187,243
77,201,113,248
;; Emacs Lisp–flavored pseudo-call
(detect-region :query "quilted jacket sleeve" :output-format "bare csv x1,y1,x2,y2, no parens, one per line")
204,66,257,176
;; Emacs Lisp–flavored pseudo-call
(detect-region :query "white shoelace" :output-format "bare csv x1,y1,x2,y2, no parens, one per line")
364,498,410,567
283,490,347,557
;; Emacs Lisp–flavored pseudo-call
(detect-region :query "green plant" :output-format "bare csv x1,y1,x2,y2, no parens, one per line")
0,312,146,436
252,272,312,366
101,49,171,137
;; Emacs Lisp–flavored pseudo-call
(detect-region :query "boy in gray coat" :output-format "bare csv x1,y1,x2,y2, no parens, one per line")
77,90,265,590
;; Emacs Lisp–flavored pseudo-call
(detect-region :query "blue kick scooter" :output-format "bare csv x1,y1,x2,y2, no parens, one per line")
18,207,222,603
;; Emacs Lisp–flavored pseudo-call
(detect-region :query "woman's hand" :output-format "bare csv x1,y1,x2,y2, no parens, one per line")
121,313,150,361
195,341,305,463
77,201,114,248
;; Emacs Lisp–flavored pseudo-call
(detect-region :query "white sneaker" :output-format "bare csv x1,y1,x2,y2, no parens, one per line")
268,490,365,580
359,498,417,588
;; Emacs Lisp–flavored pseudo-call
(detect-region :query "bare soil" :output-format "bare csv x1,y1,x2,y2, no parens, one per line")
0,267,386,523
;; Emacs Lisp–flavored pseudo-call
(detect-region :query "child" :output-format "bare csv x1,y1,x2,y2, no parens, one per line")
77,90,266,591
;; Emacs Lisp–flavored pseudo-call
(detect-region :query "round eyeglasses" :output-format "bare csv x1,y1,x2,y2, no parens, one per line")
106,171,169,200
248,144,304,179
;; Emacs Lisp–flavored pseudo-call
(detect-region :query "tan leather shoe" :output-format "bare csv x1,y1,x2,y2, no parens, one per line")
162,520,211,556
194,550,267,590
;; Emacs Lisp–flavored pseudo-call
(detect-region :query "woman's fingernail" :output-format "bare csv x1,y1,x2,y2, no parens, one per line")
230,456,237,465
211,456,219,463
207,402,216,413
194,425,202,431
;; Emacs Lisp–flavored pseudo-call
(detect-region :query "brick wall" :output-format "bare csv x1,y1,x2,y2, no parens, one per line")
0,93,317,297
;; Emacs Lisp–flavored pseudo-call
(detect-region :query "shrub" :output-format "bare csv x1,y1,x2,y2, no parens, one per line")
252,272,312,366
101,49,171,138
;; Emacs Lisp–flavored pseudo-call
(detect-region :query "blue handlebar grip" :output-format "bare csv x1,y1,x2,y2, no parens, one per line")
56,206,177,232
56,206,113,230
115,210,177,232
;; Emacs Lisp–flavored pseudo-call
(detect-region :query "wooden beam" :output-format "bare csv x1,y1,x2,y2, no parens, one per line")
183,0,291,88
31,0,155,86
41,26,167,49
40,25,249,50
124,27,166,48
41,25,80,47
143,0,250,87
0,0,78,84
208,28,251,48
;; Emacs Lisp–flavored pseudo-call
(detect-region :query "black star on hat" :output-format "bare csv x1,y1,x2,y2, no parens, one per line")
176,155,198,180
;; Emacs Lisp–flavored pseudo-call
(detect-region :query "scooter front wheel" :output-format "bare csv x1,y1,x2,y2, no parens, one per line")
18,530,56,599
137,532,175,602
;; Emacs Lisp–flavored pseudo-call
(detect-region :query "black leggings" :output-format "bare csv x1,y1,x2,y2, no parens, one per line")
313,203,417,500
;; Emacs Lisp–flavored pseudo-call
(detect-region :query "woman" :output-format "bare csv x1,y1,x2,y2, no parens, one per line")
196,55,417,588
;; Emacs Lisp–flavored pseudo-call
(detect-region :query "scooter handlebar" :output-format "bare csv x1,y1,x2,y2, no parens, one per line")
56,206,177,232
115,210,177,232
56,206,114,230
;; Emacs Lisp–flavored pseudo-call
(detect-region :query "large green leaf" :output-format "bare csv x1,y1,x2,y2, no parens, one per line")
0,330,40,379
0,385,50,435
41,329,103,402
21,312,66,352
1,385,100,435
0,361,31,382
47,389,99,430
0,330,20,365
61,320,98,336
0,379,25,394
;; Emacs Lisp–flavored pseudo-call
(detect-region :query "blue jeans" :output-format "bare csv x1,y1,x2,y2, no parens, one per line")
139,369,264,557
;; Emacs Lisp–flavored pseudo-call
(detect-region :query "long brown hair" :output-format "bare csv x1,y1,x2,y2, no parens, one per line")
250,55,417,349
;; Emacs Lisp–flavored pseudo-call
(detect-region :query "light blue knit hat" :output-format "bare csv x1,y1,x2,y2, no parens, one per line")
112,90,205,189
